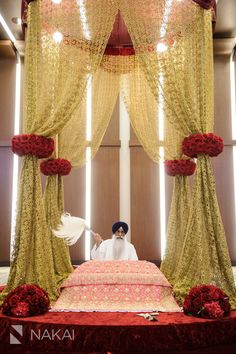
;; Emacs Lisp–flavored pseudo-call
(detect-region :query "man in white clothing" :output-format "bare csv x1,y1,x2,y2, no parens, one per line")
91,221,138,260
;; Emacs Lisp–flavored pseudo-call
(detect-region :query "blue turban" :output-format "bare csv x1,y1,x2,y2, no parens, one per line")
112,221,129,235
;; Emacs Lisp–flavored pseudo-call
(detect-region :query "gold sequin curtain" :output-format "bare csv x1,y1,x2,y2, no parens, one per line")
0,156,59,302
25,0,119,136
100,53,184,161
43,175,73,285
118,1,199,287
160,176,191,283
0,0,119,304
173,154,236,307
59,67,120,167
120,0,236,306
119,0,212,136
118,55,184,162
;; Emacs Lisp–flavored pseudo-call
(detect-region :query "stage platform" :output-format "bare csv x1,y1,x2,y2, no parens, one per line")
1,308,236,353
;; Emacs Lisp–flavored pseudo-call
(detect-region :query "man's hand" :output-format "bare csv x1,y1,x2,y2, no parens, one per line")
94,233,103,246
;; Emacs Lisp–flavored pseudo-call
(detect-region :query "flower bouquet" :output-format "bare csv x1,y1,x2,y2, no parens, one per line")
40,158,72,176
164,159,196,176
1,284,50,317
183,284,231,319
182,133,223,158
12,134,54,158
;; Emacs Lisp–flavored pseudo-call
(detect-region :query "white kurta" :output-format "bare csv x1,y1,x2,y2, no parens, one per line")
91,236,138,260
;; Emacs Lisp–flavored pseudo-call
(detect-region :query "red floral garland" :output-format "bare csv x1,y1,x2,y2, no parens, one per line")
164,159,196,176
12,134,54,158
1,284,50,317
40,158,72,176
183,284,231,319
182,133,223,158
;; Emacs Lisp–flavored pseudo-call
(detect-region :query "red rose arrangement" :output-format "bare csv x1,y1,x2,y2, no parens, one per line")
182,133,223,158
164,159,196,176
183,284,231,319
1,284,50,317
12,134,54,158
40,158,72,176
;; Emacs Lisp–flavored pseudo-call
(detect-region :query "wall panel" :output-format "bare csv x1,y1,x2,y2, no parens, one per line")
214,55,233,144
0,57,17,264
63,166,86,263
212,147,236,261
0,58,16,141
0,147,13,263
165,174,174,233
91,147,120,241
130,146,161,261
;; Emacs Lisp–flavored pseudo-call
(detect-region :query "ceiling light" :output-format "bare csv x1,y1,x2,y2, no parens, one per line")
157,42,168,53
52,31,63,43
11,17,22,25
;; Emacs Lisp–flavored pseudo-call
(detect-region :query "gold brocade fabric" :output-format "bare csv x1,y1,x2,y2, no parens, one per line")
0,157,59,303
173,156,236,308
43,175,73,284
160,176,191,284
52,261,181,312
52,284,180,312
59,67,120,167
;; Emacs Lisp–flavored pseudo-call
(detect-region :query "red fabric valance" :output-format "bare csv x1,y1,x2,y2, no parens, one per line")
192,0,216,10
104,46,135,56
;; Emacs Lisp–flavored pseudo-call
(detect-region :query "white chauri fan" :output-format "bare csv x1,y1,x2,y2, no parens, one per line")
53,213,96,245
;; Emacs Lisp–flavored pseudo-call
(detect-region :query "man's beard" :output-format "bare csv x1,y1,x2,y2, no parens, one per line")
113,237,125,260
